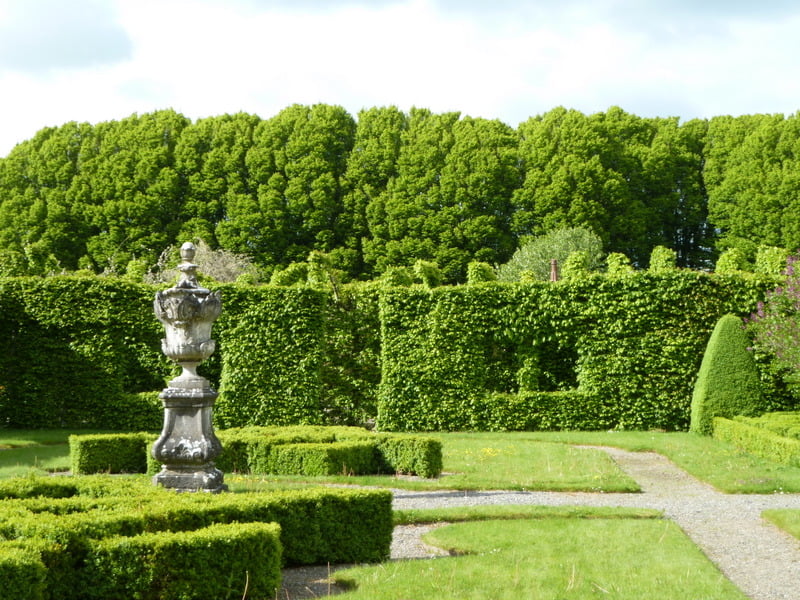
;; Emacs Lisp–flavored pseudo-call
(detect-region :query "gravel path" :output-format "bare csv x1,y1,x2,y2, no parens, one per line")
278,447,800,599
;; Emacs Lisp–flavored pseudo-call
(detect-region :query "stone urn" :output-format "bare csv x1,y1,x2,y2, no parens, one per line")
151,242,226,492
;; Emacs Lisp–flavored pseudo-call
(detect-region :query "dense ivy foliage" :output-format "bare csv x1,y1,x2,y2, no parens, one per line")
4,106,800,282
0,272,792,431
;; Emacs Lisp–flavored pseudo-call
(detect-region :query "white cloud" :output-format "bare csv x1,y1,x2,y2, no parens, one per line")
1,0,800,156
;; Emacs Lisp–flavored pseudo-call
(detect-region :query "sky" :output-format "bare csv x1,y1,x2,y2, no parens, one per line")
1,0,800,156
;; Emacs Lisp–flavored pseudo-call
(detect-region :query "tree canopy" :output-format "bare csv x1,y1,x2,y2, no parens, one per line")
0,105,797,282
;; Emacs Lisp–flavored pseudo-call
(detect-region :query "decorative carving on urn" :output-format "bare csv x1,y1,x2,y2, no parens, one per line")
151,242,226,493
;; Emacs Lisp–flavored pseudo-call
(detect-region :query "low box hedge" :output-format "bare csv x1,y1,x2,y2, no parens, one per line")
74,425,443,478
713,417,800,467
0,483,392,600
84,522,282,600
69,432,156,475
0,544,47,600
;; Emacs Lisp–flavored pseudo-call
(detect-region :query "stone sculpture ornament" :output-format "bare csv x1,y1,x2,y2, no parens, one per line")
151,242,226,492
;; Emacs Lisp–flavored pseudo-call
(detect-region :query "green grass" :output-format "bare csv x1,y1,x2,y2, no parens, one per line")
512,430,800,493
763,509,800,541
333,517,747,599
4,428,800,494
0,443,72,478
394,504,662,525
315,435,638,492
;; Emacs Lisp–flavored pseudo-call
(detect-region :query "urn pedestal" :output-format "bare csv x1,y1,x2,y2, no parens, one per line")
151,243,226,493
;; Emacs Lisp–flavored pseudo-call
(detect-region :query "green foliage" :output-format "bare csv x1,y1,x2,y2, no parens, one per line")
0,545,46,600
480,391,605,431
746,258,800,395
379,266,414,287
73,426,442,478
733,411,800,439
0,483,393,596
560,250,592,279
466,261,497,284
0,277,169,428
69,433,154,475
214,286,327,427
512,108,711,267
379,272,774,432
755,246,789,276
6,105,800,282
648,245,677,272
715,247,749,274
706,113,800,256
605,252,634,276
269,261,308,286
85,522,282,600
413,259,443,288
713,417,800,467
496,227,603,281
690,314,765,435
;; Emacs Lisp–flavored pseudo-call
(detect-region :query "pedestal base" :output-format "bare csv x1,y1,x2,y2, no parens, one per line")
153,465,227,494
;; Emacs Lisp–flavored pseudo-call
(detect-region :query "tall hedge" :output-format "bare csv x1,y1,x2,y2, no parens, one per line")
213,285,327,427
378,272,776,431
0,271,787,431
689,314,765,435
0,277,169,428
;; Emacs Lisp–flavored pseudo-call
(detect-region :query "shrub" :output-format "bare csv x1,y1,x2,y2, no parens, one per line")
496,227,603,282
481,391,607,432
0,545,46,600
755,246,789,276
690,314,765,435
713,417,800,467
69,433,154,475
466,261,497,284
605,252,634,277
747,256,800,394
76,426,443,478
715,247,748,274
733,411,800,439
648,245,677,272
84,522,282,600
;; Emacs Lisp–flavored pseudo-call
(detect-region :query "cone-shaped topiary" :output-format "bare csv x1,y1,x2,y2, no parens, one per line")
690,313,764,435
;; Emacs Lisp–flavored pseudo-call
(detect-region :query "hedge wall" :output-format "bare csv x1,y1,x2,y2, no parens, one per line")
377,272,780,431
0,271,791,431
0,277,169,428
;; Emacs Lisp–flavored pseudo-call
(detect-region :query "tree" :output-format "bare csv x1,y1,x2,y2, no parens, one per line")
341,106,407,279
218,104,356,272
365,111,519,283
496,227,604,282
174,112,261,247
706,113,799,258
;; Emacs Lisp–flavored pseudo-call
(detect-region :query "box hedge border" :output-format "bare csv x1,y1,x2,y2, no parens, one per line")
0,483,392,600
70,426,443,479
712,417,800,467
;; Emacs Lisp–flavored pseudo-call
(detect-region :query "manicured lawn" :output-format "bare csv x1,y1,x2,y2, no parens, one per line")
333,516,748,599
4,429,800,494
763,509,800,541
516,430,800,493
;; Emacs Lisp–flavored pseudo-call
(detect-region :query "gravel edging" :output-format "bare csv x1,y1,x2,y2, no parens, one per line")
278,447,800,600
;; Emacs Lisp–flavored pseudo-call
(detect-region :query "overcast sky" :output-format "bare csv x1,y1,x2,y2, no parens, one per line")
1,0,799,156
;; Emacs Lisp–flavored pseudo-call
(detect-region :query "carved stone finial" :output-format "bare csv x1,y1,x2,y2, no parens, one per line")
177,242,200,289
180,242,196,262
